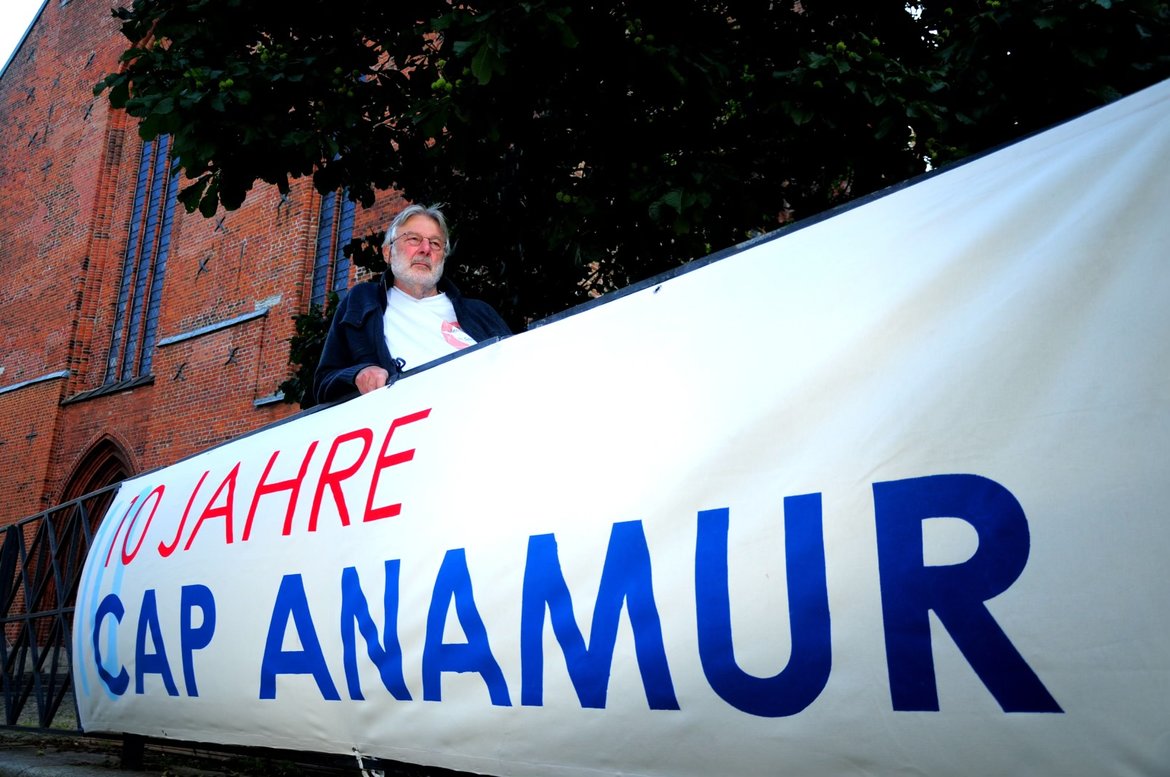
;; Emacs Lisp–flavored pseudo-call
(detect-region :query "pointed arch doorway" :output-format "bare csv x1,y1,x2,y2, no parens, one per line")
59,436,133,504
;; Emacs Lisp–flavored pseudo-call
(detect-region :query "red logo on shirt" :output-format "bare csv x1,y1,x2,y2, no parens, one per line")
442,321,476,349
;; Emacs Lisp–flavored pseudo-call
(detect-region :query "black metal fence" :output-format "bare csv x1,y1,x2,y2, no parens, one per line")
0,483,118,731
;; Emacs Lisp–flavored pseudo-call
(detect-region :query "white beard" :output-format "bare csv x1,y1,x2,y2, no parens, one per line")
389,249,443,296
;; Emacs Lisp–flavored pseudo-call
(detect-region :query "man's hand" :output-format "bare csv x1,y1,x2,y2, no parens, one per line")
355,365,389,394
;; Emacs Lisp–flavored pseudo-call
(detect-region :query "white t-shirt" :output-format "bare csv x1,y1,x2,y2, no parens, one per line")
383,286,477,370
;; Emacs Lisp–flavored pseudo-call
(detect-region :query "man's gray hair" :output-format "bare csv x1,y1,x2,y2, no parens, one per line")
383,204,450,251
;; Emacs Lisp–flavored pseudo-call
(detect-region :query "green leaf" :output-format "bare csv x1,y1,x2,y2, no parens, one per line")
470,39,507,85
198,178,220,217
107,79,129,108
177,177,209,214
788,105,815,125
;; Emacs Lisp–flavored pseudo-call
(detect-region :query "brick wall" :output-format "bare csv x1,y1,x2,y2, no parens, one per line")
0,0,406,524
0,379,65,520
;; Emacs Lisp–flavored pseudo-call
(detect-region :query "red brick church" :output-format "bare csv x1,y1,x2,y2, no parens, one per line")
0,0,401,526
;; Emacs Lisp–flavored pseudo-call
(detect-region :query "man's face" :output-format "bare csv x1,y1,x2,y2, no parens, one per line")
386,214,446,296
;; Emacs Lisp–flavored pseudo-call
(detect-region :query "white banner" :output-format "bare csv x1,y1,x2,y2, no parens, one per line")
74,78,1170,777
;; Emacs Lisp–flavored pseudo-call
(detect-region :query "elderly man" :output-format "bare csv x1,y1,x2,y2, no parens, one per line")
313,204,511,404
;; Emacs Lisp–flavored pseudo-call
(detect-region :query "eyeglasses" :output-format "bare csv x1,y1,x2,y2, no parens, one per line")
394,232,446,252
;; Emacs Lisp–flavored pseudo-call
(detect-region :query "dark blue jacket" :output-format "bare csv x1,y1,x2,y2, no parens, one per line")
312,275,511,405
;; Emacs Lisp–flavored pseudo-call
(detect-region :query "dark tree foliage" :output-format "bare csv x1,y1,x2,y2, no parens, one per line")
96,0,1170,404
276,234,383,407
918,0,1170,161
277,291,337,410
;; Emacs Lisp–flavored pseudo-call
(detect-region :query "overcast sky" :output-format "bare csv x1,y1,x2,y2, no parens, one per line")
1,0,47,74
